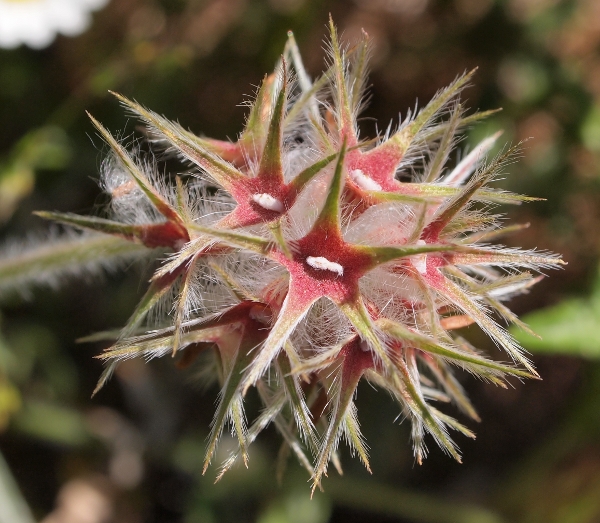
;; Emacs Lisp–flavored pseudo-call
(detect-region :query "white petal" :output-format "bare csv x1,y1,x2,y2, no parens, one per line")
0,0,108,49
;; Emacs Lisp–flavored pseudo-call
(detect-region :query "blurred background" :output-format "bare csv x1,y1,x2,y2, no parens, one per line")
1,0,600,522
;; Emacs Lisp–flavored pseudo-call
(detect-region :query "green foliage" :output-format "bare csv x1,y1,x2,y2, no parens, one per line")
0,127,71,223
513,271,600,359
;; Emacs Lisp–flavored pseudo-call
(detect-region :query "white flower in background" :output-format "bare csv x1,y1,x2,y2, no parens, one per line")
0,0,109,49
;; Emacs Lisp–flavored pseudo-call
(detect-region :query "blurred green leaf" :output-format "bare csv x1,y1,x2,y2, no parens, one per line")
6,323,78,399
512,272,600,358
0,317,23,430
257,490,331,523
13,126,71,170
11,400,90,447
0,378,21,432
581,105,600,153
497,58,549,105
0,126,71,222
326,477,505,523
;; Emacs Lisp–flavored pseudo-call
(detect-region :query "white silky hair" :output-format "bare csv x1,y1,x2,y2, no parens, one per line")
344,201,415,246
181,259,239,316
282,165,335,241
292,297,353,354
232,251,286,303
281,144,321,183
359,267,424,327
100,151,177,225
100,154,155,224
185,179,236,225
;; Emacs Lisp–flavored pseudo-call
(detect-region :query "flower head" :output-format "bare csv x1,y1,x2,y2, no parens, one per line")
39,20,564,492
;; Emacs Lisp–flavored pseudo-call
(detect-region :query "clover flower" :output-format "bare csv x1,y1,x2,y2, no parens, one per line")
37,20,564,491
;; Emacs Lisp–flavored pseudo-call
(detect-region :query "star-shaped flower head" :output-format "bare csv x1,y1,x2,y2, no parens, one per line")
38,19,564,492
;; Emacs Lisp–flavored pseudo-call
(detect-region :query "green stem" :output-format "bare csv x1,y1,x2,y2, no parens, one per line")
0,234,147,297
